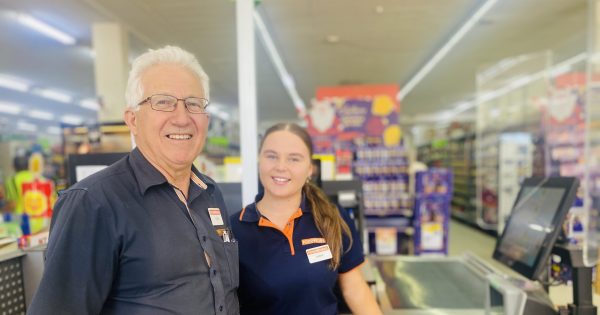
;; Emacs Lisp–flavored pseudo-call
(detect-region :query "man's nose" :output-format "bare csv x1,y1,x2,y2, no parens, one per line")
176,99,189,111
171,100,191,120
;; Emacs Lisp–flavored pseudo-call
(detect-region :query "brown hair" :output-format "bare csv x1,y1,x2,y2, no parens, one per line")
260,122,353,269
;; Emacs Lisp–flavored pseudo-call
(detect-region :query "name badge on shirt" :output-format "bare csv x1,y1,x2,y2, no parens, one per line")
306,244,333,264
208,208,224,226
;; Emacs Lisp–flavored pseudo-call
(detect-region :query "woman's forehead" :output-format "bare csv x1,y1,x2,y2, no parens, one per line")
262,131,310,154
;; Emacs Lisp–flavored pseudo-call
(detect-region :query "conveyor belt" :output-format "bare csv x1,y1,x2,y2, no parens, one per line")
374,258,487,310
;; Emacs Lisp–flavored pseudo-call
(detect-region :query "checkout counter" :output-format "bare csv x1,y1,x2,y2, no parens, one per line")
0,251,27,314
374,254,491,314
371,254,555,315
0,244,46,314
369,177,596,315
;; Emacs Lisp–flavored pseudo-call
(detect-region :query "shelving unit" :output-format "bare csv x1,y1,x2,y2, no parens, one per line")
417,138,449,168
355,146,411,217
447,134,477,224
61,122,131,156
475,132,500,229
354,146,414,255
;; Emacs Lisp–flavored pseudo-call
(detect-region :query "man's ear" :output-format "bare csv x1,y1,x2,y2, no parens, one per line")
124,109,138,136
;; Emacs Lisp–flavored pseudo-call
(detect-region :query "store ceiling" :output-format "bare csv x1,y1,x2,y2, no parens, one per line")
0,0,587,136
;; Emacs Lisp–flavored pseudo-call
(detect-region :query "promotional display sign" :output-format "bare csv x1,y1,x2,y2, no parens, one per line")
21,179,53,234
545,73,586,183
21,151,55,235
307,84,401,153
22,180,52,218
413,169,453,255
544,72,589,244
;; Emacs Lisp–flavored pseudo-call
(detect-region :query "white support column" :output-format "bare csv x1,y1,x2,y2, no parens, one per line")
237,0,258,205
584,0,600,267
92,23,129,123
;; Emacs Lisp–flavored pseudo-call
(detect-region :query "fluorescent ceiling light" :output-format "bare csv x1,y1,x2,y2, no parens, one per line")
550,53,587,76
80,98,100,111
61,115,83,125
253,10,306,113
47,126,61,135
17,120,37,132
33,88,73,103
454,101,474,112
508,75,532,89
0,74,30,92
398,0,498,101
28,109,54,121
0,102,22,115
549,64,571,77
436,53,586,123
478,53,587,103
478,55,531,84
15,13,76,45
435,53,586,122
528,224,551,233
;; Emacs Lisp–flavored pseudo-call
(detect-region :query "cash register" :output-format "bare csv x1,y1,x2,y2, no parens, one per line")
488,176,595,315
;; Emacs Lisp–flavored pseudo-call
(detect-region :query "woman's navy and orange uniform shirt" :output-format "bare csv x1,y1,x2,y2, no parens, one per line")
230,193,364,315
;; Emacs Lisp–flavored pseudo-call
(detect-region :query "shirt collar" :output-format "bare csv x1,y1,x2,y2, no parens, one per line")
129,147,214,196
239,191,310,223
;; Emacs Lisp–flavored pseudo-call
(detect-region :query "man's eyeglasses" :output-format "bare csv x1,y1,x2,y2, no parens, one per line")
138,94,210,114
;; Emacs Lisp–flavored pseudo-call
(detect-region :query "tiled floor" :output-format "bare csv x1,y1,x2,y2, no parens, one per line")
447,219,516,275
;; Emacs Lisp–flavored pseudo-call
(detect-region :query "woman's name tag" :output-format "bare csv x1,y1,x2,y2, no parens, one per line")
306,244,332,264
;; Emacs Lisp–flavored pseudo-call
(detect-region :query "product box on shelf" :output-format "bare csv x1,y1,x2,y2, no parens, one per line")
365,216,413,255
415,168,453,196
355,146,411,217
413,195,450,255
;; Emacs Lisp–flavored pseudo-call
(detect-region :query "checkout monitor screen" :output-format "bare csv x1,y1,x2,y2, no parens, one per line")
493,177,578,280
67,152,127,186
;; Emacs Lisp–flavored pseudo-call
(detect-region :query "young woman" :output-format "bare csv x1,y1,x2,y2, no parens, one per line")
230,123,382,315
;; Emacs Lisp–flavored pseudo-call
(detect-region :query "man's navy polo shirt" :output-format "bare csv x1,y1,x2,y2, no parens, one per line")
28,148,239,315
230,194,364,315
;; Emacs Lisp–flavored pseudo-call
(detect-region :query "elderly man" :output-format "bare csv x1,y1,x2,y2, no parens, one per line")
29,46,239,314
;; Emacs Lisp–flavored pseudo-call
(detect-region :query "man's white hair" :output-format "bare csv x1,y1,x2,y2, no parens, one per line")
125,45,209,110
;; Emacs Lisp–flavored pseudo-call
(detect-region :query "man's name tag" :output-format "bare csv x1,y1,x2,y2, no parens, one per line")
208,208,224,226
306,244,333,264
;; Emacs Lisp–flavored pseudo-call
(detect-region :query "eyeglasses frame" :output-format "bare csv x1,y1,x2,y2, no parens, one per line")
138,94,210,114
